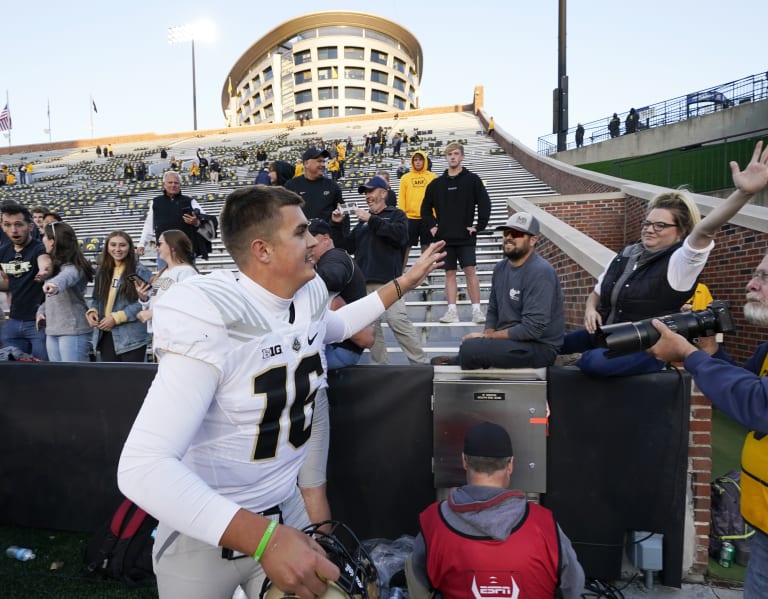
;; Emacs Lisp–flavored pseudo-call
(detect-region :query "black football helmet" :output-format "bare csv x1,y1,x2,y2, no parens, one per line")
261,520,378,599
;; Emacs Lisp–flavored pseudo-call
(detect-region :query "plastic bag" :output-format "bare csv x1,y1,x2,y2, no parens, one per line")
362,535,415,596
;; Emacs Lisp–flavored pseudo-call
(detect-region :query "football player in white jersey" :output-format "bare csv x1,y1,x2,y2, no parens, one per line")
118,185,445,599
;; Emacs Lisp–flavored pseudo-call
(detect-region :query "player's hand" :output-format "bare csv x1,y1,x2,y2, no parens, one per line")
402,240,446,289
259,524,340,599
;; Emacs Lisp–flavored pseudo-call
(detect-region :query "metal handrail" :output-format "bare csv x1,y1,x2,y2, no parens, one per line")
538,70,768,155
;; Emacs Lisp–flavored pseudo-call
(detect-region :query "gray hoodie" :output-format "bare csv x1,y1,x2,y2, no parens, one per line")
410,485,585,598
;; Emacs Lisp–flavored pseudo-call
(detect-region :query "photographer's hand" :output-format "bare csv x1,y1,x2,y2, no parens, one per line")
647,319,699,362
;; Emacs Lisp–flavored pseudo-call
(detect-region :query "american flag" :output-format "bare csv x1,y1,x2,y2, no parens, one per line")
0,104,11,131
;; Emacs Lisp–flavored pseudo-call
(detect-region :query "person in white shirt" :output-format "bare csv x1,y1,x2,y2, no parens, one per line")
118,185,446,599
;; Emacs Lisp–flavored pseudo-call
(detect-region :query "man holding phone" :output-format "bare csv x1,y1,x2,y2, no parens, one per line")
137,171,205,266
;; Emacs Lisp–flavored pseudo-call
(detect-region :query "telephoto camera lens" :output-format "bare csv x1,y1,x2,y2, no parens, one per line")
594,300,735,358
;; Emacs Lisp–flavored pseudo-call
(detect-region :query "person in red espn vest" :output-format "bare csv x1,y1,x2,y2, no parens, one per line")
407,421,584,599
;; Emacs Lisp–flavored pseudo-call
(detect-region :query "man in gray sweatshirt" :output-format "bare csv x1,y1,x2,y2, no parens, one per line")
431,213,564,368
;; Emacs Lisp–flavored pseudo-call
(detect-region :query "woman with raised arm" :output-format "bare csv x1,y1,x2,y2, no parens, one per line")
562,141,768,376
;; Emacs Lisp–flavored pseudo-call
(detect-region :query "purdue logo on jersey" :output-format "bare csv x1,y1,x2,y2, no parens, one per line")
292,337,302,352
262,345,283,359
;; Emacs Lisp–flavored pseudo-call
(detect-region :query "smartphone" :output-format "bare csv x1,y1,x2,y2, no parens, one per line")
182,208,194,216
127,273,149,286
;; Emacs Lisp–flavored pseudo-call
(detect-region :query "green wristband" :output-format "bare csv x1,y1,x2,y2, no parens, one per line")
253,520,278,561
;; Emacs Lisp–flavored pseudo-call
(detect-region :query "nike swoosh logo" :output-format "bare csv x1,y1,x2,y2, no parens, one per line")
308,332,319,345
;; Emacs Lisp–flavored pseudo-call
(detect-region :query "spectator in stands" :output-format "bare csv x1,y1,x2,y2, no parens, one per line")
268,160,296,186
431,213,564,368
421,142,491,325
376,169,398,208
209,158,222,183
196,149,209,181
399,150,437,271
625,108,638,134
137,171,205,267
0,202,53,359
160,148,168,159
169,156,179,171
43,211,63,226
36,222,95,362
575,123,585,148
561,141,768,376
256,146,268,168
135,229,199,334
392,132,403,156
136,160,147,181
107,144,114,158
309,218,374,369
396,158,409,179
335,140,346,178
331,176,428,365
86,230,151,362
407,421,584,599
30,206,47,239
18,163,26,185
327,156,340,181
96,145,102,158
123,162,135,180
487,116,495,136
285,147,344,224
190,161,199,183
608,113,620,138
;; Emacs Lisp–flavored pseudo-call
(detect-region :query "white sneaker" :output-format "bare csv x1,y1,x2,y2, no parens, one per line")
439,309,459,324
472,309,486,324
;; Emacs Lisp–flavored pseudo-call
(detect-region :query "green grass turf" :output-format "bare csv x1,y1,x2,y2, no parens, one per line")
708,408,749,583
0,525,158,598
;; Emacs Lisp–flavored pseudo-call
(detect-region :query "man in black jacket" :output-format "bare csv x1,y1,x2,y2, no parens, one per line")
331,177,427,365
285,147,343,222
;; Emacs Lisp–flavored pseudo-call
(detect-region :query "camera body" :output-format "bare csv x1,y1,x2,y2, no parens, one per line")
594,300,735,358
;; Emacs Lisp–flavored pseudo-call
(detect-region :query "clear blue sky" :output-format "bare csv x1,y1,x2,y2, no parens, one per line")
1,0,765,151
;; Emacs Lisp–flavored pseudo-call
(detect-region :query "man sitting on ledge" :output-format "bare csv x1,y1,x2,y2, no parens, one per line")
431,213,564,368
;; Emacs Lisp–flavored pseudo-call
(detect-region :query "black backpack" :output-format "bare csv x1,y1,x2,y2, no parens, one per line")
709,471,754,559
84,498,158,586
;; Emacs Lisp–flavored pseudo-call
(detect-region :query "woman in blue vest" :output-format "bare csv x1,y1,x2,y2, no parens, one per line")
562,141,768,376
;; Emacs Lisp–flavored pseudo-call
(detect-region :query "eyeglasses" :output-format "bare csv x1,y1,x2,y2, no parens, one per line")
640,220,677,233
503,229,529,239
751,271,768,283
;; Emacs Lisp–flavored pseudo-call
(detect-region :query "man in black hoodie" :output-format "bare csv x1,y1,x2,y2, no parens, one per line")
421,142,491,325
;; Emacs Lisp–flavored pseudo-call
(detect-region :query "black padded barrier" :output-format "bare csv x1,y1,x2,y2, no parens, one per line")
543,366,691,587
1,363,691,586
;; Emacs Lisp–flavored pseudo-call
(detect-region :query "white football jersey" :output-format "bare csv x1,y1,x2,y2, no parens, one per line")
152,269,329,512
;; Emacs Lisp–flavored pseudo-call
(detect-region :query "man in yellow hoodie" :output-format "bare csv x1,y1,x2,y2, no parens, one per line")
398,150,436,269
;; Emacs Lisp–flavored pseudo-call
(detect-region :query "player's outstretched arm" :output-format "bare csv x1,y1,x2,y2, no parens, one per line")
220,509,340,599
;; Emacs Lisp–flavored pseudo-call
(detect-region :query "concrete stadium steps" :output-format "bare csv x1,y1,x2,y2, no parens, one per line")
3,111,559,366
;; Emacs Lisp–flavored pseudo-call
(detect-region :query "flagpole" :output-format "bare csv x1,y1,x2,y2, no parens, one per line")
6,91,10,148
47,99,52,143
89,94,94,139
